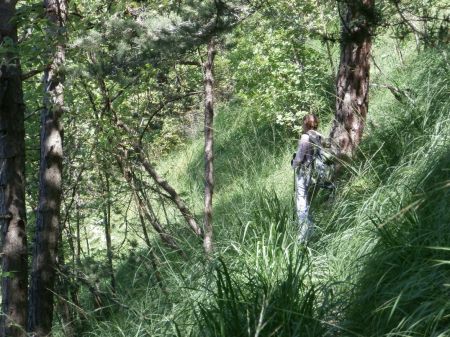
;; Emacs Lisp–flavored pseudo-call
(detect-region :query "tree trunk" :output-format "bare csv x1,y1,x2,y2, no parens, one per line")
115,118,203,238
28,1,67,336
76,200,81,265
134,148,203,238
0,2,28,336
54,244,75,337
203,39,216,254
84,226,90,256
330,0,374,159
116,151,183,253
101,173,116,293
131,176,182,253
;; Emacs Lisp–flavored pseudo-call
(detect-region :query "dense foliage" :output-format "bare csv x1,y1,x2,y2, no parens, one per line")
0,0,448,336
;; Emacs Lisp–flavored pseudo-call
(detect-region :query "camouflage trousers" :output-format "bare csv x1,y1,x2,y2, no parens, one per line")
295,168,313,243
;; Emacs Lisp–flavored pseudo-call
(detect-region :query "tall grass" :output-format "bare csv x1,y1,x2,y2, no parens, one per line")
65,45,450,337
195,193,327,337
312,48,450,336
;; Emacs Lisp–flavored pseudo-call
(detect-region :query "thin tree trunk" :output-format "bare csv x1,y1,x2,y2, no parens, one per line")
325,38,335,76
116,152,183,253
28,1,67,336
84,226,90,256
60,212,75,273
91,67,203,240
134,148,203,237
330,0,374,159
54,220,71,336
136,198,152,248
395,38,404,66
132,176,182,253
76,200,81,265
133,207,167,293
101,173,116,293
56,193,82,337
54,244,75,337
0,2,28,336
203,39,216,254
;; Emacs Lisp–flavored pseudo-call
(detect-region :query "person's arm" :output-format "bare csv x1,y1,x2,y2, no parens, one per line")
292,134,309,168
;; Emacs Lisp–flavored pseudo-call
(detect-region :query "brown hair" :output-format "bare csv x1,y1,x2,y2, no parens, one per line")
302,114,319,132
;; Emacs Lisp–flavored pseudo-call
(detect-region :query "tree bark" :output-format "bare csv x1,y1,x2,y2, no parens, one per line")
203,39,216,254
28,1,67,336
330,0,374,159
0,2,28,336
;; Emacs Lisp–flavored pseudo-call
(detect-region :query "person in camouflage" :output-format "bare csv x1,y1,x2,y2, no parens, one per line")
291,114,321,243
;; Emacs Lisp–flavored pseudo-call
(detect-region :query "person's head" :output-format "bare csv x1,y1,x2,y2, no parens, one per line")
302,114,319,133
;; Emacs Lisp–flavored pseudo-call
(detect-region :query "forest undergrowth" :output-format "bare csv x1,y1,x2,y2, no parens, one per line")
70,44,450,337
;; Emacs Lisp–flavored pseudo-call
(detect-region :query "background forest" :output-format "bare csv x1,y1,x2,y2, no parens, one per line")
0,0,449,336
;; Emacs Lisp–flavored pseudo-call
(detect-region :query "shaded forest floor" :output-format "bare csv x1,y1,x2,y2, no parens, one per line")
64,42,450,337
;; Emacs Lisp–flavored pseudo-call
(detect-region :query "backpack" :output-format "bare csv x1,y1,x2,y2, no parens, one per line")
305,130,334,189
